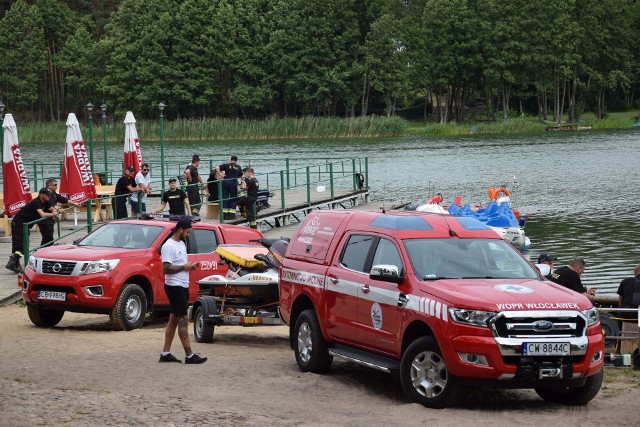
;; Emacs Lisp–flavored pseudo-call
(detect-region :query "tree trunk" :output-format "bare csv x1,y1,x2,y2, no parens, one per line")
501,83,511,122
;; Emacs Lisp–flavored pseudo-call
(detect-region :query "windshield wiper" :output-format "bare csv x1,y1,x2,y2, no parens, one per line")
423,275,449,280
461,276,496,279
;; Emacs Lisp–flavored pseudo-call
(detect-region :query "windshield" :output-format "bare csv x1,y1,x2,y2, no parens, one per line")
404,238,539,280
78,223,165,249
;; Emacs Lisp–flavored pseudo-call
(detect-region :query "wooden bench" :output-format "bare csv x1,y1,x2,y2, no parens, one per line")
65,185,115,222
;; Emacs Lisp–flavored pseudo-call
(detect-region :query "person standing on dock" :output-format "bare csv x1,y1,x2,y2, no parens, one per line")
154,178,191,216
238,167,259,229
548,257,596,301
216,155,243,220
39,178,78,247
130,163,152,214
184,155,204,215
114,166,144,219
617,264,640,354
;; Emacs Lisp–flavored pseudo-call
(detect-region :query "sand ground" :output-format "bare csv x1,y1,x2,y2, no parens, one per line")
0,304,638,427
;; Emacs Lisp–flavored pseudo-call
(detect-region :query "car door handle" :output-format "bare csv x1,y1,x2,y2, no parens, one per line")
329,277,339,284
361,285,370,293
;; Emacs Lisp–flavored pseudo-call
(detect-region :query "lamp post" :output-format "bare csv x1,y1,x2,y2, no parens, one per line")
101,104,108,174
0,101,5,161
86,102,94,173
158,102,165,191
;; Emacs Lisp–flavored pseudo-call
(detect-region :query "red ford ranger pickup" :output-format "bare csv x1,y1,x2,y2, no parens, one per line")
278,210,604,408
21,217,262,330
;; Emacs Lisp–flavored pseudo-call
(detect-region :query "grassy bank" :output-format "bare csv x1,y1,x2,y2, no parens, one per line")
7,112,639,143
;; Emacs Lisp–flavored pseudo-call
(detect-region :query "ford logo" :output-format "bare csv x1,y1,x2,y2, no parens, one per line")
532,320,554,332
52,263,62,273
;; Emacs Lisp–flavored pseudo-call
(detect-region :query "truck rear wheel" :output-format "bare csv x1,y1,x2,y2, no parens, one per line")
400,336,462,408
111,283,147,331
294,309,333,373
535,369,603,405
27,305,64,327
194,306,214,343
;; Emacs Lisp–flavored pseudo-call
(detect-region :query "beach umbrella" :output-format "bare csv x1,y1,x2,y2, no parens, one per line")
59,113,97,203
124,111,143,174
2,114,32,215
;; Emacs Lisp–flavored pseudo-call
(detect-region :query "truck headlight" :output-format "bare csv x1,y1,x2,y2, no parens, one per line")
582,307,599,326
450,308,496,327
83,259,120,275
28,256,37,270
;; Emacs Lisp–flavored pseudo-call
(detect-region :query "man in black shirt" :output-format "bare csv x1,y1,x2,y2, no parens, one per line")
5,188,59,273
154,178,191,216
184,155,204,215
114,166,143,219
40,178,77,247
216,155,243,219
238,167,259,229
549,257,595,301
617,264,640,354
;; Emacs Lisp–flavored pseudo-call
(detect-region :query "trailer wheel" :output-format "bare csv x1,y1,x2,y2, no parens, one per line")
599,312,620,349
293,309,332,373
27,305,64,327
194,306,214,343
399,336,462,408
535,369,603,405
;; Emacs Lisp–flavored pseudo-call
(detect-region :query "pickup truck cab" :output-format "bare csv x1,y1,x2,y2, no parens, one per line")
21,217,262,330
279,210,604,408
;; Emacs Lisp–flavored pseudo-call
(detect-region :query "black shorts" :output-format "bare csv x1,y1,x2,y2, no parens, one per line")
164,284,189,317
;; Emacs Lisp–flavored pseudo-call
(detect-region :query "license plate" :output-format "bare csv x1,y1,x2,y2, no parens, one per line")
523,342,570,356
37,290,66,301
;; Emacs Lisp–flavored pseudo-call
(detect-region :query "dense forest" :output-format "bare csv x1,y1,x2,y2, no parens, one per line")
0,0,638,123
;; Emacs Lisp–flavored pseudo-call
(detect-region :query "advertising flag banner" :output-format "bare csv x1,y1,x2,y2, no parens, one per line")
2,114,33,215
59,113,97,203
124,111,143,174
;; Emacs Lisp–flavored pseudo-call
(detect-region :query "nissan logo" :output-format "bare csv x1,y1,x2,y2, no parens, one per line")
52,263,62,273
532,320,554,332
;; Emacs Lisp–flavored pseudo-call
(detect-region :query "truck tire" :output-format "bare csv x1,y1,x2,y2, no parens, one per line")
111,283,147,331
27,305,64,327
400,336,462,408
293,309,333,373
535,369,603,405
194,306,214,343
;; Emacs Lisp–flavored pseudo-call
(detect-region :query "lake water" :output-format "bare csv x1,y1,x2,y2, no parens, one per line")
7,128,640,294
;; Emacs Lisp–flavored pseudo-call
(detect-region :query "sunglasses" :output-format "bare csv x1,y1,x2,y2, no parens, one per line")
142,168,149,171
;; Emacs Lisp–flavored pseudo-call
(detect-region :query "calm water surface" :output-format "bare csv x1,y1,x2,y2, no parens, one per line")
10,128,640,293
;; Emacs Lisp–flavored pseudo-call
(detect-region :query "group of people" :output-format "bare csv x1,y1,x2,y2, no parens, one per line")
110,154,260,229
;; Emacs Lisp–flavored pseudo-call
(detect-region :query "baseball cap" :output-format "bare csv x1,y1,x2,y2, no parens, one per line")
172,217,192,233
126,165,135,172
537,253,557,263
168,177,177,183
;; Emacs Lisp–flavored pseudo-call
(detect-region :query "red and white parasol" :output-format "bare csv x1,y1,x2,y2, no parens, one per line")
59,113,97,203
2,114,33,215
124,111,143,174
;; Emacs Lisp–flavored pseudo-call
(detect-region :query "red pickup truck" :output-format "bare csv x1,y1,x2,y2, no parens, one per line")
279,210,604,408
21,217,262,330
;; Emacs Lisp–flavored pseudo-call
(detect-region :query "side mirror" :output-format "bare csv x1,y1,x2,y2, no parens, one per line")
370,264,403,284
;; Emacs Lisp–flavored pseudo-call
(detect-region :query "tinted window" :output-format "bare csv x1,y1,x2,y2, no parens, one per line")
340,234,374,273
189,229,219,254
371,238,403,276
79,223,164,249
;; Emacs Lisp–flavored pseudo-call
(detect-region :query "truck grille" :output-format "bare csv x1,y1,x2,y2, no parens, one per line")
41,260,78,275
490,311,586,338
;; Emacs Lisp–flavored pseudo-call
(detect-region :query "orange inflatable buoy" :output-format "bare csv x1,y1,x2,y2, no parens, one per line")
487,187,510,200
427,193,443,204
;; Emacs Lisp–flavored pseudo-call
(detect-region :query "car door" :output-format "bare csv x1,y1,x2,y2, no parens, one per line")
356,236,403,356
324,233,375,343
186,227,224,301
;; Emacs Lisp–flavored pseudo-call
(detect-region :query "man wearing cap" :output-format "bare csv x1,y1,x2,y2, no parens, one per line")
549,257,596,301
159,218,207,364
154,177,191,216
535,253,556,278
114,165,144,219
238,167,259,229
215,155,243,219
5,189,60,274
184,155,204,215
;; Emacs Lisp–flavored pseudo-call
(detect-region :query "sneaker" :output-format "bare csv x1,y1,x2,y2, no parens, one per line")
159,353,182,363
185,353,208,364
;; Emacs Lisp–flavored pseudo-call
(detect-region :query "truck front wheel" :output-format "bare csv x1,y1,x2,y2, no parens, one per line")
535,369,603,405
293,309,333,373
111,283,147,331
27,305,64,327
194,306,214,343
400,336,462,408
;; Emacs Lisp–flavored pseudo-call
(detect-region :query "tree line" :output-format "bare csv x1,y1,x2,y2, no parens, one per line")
0,0,638,124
